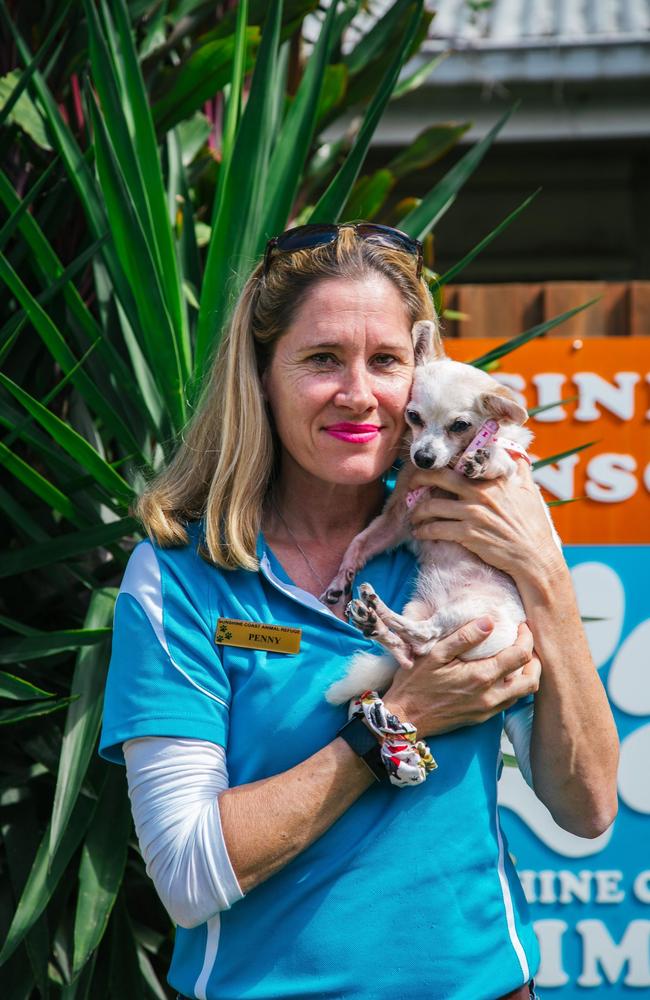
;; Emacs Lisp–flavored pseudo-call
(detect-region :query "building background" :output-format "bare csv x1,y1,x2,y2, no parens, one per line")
365,0,650,289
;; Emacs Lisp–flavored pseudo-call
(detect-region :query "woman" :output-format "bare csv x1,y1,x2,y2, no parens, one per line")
100,223,618,1000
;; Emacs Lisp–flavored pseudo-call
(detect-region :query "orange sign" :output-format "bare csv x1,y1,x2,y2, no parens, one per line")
445,337,650,543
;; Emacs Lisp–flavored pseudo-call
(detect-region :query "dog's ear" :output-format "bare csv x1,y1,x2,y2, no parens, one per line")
412,320,444,365
479,386,528,425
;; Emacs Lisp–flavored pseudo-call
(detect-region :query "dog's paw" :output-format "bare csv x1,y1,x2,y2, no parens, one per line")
358,582,378,609
322,588,342,606
462,447,491,479
347,598,379,638
321,568,355,607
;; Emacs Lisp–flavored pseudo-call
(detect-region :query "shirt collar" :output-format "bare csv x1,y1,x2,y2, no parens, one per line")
256,532,337,618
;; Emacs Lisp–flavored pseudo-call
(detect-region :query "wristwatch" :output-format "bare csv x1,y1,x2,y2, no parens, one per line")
337,715,386,782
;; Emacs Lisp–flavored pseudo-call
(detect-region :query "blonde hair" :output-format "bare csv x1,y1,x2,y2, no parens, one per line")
136,226,441,570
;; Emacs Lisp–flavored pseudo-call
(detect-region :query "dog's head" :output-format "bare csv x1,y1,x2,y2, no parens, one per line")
405,325,528,470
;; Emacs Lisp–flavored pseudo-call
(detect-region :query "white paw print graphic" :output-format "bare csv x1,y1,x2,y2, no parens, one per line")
499,560,646,855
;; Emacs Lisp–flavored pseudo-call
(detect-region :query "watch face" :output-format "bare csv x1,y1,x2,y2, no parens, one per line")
339,717,385,781
341,716,376,753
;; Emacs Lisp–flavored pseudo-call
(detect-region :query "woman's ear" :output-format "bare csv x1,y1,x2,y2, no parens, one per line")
412,320,444,365
479,387,529,426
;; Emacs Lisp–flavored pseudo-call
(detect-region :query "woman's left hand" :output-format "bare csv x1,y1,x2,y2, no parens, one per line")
408,459,565,585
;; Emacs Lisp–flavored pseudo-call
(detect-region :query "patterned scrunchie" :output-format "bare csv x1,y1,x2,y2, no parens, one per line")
348,690,437,787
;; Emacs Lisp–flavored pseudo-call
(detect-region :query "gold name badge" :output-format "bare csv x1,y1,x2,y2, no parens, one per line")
215,618,301,654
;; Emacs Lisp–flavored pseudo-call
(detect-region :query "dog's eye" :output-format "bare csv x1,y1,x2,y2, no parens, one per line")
406,409,424,427
449,419,471,433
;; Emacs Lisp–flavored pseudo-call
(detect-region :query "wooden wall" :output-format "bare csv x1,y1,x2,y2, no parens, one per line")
443,281,650,339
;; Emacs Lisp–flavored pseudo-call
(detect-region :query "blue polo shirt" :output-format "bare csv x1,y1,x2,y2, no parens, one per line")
100,522,539,1000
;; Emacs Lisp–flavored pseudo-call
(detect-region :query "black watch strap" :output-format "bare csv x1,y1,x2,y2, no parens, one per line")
337,715,386,783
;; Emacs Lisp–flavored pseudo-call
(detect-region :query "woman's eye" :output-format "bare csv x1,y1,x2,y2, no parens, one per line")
371,353,398,367
449,419,471,433
308,353,338,366
406,409,424,426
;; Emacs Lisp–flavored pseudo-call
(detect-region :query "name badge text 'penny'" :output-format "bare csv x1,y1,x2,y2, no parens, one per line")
215,618,301,654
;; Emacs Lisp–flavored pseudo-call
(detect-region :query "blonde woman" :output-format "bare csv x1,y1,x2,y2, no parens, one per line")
100,224,618,1000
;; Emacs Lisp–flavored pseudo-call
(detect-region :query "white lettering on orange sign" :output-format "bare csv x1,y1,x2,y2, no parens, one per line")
530,373,568,422
494,370,648,422
446,339,650,541
585,454,638,503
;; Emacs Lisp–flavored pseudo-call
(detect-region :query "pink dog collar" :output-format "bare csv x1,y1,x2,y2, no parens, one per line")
453,419,499,472
454,419,531,469
496,437,532,464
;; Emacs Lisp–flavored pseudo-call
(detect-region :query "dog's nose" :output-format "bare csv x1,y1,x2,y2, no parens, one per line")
414,451,435,469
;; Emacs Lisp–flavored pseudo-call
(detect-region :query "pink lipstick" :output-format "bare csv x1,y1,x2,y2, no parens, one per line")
324,422,381,443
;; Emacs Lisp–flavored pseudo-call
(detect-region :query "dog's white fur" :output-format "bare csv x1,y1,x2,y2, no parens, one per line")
324,320,559,705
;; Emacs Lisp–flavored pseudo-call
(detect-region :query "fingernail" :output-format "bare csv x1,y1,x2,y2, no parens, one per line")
477,617,493,632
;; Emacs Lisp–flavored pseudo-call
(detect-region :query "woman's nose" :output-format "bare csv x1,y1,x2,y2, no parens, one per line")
334,365,377,410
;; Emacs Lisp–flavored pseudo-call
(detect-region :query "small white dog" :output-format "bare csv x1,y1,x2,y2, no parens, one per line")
324,320,558,705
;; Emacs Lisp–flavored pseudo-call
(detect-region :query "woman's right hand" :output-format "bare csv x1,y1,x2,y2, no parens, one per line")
383,620,540,738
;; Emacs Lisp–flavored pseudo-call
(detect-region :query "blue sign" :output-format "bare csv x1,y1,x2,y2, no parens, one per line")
499,545,650,994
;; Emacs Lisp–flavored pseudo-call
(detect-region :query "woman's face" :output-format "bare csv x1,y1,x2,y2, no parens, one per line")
263,275,415,488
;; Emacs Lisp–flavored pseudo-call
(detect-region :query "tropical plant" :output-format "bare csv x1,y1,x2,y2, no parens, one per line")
0,0,591,996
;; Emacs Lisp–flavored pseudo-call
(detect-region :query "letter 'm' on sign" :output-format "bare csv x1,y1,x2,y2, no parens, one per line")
576,919,650,986
573,373,640,421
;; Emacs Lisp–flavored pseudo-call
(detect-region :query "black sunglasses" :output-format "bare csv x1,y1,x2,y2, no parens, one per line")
263,222,423,279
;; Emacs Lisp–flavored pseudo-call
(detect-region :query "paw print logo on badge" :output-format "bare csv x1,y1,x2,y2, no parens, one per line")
218,623,233,640
499,558,647,856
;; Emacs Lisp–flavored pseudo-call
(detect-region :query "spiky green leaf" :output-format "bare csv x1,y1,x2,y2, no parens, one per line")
196,1,284,367
388,123,471,181
88,93,187,426
432,189,540,289
73,765,131,975
0,373,133,504
0,440,77,521
343,0,419,76
0,70,51,148
0,697,77,726
392,51,447,99
262,0,341,240
342,169,394,221
152,30,258,133
0,788,95,967
532,441,597,471
0,673,55,701
0,628,111,664
309,1,424,224
399,106,517,240
107,0,190,370
50,589,116,862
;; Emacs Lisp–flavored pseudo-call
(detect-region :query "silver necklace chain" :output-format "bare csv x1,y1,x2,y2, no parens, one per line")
270,499,327,591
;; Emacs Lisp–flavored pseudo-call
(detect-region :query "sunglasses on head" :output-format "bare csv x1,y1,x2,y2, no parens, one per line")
263,222,423,279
